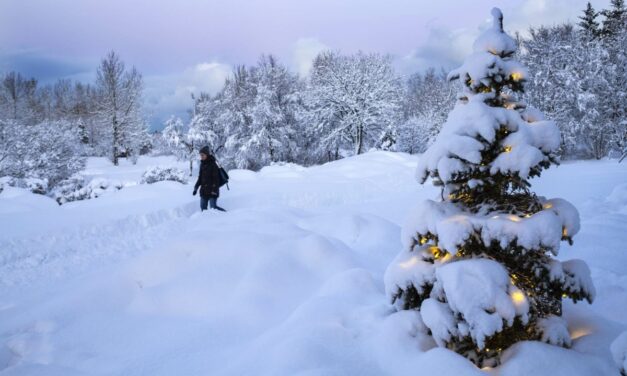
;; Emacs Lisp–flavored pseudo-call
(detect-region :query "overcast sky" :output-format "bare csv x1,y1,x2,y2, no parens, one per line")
0,0,611,128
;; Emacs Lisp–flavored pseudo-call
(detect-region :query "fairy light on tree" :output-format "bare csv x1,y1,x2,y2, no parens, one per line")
384,8,595,367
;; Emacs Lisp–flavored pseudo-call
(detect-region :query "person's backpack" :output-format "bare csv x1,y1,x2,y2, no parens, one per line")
217,165,229,190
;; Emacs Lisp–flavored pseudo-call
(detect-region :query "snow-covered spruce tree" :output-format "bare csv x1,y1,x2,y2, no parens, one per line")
384,9,595,366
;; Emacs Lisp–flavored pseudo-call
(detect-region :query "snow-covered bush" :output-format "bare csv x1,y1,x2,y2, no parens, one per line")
384,8,595,367
0,119,86,188
51,176,123,205
0,176,48,194
140,166,188,185
611,331,627,376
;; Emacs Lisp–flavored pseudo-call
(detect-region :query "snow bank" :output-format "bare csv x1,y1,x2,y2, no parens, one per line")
0,153,625,375
611,331,627,375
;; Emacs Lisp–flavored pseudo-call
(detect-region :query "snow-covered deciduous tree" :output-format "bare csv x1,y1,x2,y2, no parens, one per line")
188,93,222,155
191,56,303,170
302,51,403,161
0,72,38,123
243,55,301,168
162,116,196,176
398,69,456,154
95,51,147,165
216,66,256,168
521,1,626,160
385,9,595,367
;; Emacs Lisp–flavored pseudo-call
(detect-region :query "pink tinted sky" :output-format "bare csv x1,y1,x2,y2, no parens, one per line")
0,0,610,127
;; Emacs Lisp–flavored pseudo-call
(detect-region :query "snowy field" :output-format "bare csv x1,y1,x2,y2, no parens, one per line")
0,151,626,375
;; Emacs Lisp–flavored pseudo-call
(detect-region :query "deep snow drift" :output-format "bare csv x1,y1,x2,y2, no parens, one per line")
0,152,626,375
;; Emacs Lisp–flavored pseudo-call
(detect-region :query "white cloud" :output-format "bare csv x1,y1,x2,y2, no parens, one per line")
291,38,329,77
396,26,477,77
143,61,232,129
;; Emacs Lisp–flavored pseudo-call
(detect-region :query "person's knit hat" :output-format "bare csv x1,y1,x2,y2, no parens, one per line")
199,146,211,156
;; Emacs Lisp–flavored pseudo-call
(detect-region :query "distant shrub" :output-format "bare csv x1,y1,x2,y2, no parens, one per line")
51,176,123,205
0,176,48,194
140,166,188,184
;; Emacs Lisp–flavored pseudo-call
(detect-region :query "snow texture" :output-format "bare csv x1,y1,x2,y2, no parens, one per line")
611,331,627,375
536,315,572,347
0,153,625,375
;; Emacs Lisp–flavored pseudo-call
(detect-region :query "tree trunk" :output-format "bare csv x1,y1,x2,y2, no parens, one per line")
355,124,364,155
112,115,119,166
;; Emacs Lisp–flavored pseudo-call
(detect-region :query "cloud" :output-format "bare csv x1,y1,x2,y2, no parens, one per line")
395,26,477,77
291,38,329,77
0,49,94,83
143,61,232,130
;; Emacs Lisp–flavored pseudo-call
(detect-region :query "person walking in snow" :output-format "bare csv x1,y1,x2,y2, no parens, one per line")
193,146,226,212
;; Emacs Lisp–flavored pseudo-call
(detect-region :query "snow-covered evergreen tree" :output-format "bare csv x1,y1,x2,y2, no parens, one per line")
599,0,627,157
600,0,626,38
579,2,601,38
384,9,595,366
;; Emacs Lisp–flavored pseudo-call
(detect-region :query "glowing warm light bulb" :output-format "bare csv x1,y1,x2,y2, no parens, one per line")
511,290,526,304
543,202,553,209
503,145,513,153
511,72,523,81
562,227,568,237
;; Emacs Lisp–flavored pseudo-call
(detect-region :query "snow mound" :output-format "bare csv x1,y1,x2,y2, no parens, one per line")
140,166,188,184
610,331,627,375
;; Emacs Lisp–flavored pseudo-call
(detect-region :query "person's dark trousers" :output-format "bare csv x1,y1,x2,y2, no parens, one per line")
209,197,226,211
200,196,209,211
200,196,226,211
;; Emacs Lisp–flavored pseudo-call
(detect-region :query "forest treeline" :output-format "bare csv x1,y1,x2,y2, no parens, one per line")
1,1,625,191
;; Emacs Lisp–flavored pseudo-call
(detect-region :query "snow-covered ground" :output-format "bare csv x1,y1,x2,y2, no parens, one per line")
0,152,626,375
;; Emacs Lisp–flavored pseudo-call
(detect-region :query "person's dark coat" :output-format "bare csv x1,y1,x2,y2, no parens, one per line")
194,155,221,198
